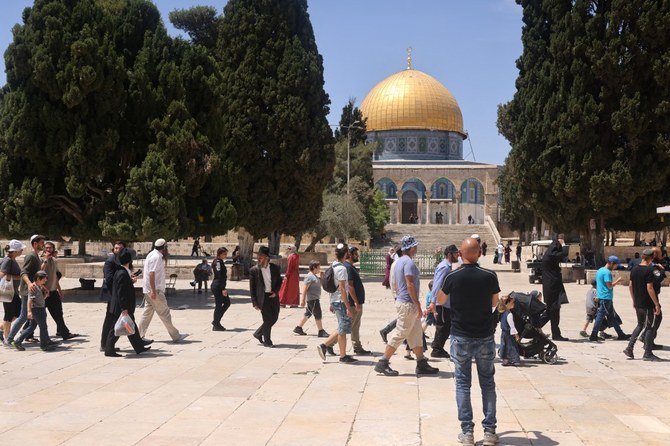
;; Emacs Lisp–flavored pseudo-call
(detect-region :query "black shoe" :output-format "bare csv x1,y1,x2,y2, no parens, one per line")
293,326,307,336
263,341,275,348
48,340,61,347
212,324,226,332
552,335,569,341
430,349,450,358
416,357,439,375
40,345,56,352
589,334,601,342
339,355,358,363
623,347,634,359
317,344,327,360
379,329,389,344
326,346,336,356
137,346,152,354
599,331,613,339
142,339,154,346
374,359,399,376
643,353,662,361
353,347,372,355
317,329,329,338
61,333,79,340
105,351,122,357
617,334,631,341
651,344,664,350
253,332,264,344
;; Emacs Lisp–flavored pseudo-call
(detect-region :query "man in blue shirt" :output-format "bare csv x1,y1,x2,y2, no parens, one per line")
590,256,629,342
429,244,460,358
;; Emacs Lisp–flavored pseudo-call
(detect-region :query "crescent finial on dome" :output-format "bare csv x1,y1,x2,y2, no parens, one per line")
406,47,413,70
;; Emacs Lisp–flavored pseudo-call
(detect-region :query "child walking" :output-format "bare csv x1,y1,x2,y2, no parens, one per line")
497,295,520,366
12,271,57,351
293,261,329,337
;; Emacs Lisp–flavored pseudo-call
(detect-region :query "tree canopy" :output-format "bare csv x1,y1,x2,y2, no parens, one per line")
0,0,333,246
500,0,670,256
217,0,334,239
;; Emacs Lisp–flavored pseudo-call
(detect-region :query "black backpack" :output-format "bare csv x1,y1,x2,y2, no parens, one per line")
322,263,338,293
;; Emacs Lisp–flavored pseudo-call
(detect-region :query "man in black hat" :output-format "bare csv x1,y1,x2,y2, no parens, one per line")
249,246,282,347
104,249,151,357
429,244,460,358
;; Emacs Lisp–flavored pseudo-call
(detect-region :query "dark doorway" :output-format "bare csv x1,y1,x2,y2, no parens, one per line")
402,190,418,223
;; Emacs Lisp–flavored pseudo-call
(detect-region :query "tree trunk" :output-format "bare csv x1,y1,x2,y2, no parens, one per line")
78,239,86,256
294,232,302,251
634,231,641,246
268,230,281,257
305,231,325,252
611,231,617,247
237,227,256,277
580,219,605,269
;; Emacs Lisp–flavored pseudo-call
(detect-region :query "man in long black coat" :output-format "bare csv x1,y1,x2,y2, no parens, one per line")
542,238,570,341
249,246,282,347
100,241,124,350
104,249,151,357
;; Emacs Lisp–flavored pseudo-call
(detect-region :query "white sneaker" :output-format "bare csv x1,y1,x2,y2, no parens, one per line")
458,432,475,445
482,431,499,445
174,333,189,342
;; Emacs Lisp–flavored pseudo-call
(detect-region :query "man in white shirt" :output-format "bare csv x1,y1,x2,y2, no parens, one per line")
137,239,187,342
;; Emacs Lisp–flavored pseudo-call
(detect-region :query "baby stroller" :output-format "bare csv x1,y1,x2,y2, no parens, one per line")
509,291,559,364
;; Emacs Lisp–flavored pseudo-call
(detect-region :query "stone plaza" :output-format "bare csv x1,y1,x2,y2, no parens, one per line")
0,256,668,446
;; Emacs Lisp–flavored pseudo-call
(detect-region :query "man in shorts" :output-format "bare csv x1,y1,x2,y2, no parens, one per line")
317,244,357,363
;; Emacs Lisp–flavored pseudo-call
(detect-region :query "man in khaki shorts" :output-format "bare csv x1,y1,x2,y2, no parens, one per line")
137,239,188,342
374,235,438,376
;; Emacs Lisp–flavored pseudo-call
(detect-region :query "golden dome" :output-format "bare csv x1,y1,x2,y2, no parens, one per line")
360,69,465,136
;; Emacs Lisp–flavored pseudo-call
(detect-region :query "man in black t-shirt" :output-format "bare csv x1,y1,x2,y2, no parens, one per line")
625,249,662,361
437,237,500,446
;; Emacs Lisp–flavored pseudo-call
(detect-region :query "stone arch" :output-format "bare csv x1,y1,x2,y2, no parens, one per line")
430,178,456,200
460,178,484,204
401,178,426,200
375,177,397,199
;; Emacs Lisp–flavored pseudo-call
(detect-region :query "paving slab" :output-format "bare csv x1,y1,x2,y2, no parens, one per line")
0,255,668,445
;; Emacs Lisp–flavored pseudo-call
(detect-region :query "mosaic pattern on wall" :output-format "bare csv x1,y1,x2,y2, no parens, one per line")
369,129,464,161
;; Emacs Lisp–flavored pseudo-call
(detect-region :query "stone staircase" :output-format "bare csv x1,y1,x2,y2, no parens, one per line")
381,223,498,252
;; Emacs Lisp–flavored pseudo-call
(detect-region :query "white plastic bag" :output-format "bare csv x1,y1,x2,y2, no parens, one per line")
0,278,14,302
114,313,136,336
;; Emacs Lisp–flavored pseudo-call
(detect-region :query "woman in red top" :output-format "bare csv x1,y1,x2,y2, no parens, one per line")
279,246,300,307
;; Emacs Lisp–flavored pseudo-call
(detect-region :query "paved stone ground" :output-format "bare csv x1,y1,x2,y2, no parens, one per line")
0,256,668,445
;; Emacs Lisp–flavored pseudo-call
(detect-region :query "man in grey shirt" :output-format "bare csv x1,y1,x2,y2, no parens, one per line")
374,235,438,376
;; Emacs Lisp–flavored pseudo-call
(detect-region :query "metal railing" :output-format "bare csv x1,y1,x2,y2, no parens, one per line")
359,250,442,277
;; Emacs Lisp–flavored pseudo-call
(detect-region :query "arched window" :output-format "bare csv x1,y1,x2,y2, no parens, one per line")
375,178,397,199
401,178,426,200
430,178,455,200
460,178,484,204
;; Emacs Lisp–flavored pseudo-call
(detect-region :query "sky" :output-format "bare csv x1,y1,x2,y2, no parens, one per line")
0,0,523,165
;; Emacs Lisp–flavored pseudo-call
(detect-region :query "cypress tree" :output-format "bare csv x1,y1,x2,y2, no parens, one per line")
502,0,670,263
218,0,334,243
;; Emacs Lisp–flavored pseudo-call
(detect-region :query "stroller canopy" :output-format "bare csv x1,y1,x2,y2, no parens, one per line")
510,291,546,318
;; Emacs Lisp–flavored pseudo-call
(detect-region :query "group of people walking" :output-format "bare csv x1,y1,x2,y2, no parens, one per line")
0,235,79,352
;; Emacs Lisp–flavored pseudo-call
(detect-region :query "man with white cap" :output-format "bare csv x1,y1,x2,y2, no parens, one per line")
374,235,439,376
137,239,188,342
1,240,26,344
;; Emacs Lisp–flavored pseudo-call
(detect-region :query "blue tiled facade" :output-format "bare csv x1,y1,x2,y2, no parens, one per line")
368,129,464,161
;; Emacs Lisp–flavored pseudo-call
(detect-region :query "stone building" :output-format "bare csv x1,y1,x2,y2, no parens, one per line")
360,57,500,225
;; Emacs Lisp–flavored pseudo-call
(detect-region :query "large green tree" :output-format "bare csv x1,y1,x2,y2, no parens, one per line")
0,1,239,245
218,0,334,255
502,0,670,263
0,0,164,249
